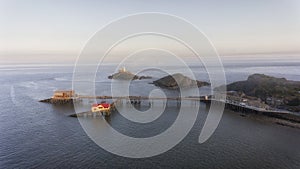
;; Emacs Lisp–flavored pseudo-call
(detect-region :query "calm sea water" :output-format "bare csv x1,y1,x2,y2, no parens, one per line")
0,58,300,168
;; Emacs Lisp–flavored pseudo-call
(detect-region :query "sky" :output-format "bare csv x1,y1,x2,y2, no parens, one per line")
0,0,300,64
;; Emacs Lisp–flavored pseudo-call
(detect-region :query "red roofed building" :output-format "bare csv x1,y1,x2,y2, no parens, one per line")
91,103,111,112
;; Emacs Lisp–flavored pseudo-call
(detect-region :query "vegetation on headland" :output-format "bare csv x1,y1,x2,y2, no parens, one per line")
151,73,210,90
224,74,300,112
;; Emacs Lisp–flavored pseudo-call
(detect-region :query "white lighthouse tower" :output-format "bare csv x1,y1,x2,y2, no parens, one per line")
119,66,126,73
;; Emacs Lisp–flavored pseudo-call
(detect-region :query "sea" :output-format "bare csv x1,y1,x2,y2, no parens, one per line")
0,55,300,169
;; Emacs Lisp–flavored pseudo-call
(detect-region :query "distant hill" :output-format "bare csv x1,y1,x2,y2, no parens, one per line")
225,74,300,112
152,73,210,90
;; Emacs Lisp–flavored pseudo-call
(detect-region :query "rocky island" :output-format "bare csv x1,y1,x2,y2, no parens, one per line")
152,73,210,90
224,74,300,112
108,67,152,80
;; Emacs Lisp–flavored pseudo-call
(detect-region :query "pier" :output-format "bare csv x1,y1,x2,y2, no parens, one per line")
39,90,300,123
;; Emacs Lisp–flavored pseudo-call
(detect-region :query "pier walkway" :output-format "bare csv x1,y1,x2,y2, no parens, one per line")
40,93,299,122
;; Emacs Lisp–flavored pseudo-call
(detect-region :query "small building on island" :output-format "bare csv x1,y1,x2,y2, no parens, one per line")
119,66,127,73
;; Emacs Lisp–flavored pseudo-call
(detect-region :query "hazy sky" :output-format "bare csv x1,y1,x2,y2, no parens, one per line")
0,0,300,63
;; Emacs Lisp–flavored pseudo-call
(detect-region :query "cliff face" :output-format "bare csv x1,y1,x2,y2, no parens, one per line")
225,74,300,112
152,73,210,90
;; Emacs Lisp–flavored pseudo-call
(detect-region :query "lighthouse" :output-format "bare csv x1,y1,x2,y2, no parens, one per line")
119,66,126,73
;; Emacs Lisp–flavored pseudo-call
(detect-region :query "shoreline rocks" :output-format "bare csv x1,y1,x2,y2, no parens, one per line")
39,98,73,104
